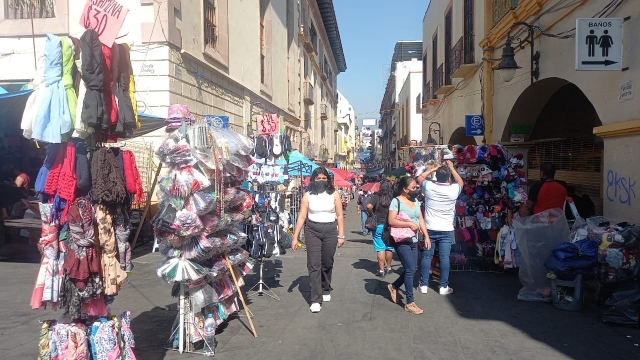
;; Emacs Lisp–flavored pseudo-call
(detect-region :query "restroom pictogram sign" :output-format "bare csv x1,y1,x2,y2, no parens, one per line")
576,18,623,71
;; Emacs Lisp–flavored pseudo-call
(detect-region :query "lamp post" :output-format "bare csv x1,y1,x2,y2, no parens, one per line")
496,22,541,84
426,122,442,145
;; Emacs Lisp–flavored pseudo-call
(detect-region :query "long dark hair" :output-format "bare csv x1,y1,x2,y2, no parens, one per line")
376,179,393,207
393,176,415,197
307,167,335,195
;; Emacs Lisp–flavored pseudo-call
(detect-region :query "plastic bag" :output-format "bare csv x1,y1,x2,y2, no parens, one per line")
514,208,570,302
602,285,640,325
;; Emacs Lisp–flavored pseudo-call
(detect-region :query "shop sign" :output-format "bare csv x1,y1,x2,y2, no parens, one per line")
510,134,525,142
256,113,279,135
575,18,623,71
618,80,633,102
80,0,130,46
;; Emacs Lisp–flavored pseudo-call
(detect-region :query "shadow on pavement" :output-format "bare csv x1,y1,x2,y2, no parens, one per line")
287,275,311,305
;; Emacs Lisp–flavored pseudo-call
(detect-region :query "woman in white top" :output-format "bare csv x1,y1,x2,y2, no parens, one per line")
292,167,345,313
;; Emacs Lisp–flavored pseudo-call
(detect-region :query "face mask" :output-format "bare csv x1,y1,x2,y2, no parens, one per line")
408,190,420,199
312,180,328,192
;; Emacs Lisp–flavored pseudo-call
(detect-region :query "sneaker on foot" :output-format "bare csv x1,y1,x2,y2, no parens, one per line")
376,270,385,278
419,285,429,294
310,303,321,313
404,302,424,315
439,286,453,295
387,283,398,303
385,267,393,275
322,294,331,302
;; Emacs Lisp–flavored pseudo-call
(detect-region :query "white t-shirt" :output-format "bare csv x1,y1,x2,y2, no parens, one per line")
422,181,461,231
307,192,336,223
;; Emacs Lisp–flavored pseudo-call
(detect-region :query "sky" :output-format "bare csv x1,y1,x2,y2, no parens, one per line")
333,0,429,128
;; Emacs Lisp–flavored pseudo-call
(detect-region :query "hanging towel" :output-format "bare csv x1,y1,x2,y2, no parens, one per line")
61,37,78,133
32,34,72,143
80,29,106,130
123,44,140,129
102,44,118,129
21,55,46,139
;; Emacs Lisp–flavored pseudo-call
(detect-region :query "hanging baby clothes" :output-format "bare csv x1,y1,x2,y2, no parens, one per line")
32,34,72,143
80,29,106,131
21,55,46,139
95,205,127,296
61,37,78,132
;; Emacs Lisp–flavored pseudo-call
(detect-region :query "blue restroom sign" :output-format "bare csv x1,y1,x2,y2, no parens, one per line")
465,115,484,136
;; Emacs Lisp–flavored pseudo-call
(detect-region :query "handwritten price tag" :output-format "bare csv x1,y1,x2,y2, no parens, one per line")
256,114,279,135
79,0,129,47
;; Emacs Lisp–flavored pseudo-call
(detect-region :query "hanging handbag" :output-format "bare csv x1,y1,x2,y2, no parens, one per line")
389,198,416,243
365,215,377,231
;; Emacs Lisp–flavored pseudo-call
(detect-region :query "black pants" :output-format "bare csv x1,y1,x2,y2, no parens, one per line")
305,220,338,304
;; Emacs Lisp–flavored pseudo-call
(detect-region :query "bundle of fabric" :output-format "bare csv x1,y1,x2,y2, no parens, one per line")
91,147,127,204
80,29,106,130
112,43,136,139
44,142,77,222
60,36,78,133
545,239,599,280
31,203,63,310
102,44,118,130
95,205,127,296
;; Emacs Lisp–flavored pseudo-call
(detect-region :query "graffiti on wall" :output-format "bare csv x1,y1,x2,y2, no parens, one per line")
606,170,636,206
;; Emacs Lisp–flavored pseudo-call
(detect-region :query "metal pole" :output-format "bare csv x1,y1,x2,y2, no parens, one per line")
30,4,37,70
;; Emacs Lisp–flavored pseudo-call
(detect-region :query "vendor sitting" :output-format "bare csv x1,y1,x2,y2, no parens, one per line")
0,183,39,220
12,166,30,196
521,162,568,217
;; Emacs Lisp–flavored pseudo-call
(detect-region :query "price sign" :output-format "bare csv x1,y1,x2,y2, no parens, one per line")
256,114,279,135
79,0,129,47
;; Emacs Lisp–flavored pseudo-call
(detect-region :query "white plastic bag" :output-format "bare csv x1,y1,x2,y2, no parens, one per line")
514,208,570,302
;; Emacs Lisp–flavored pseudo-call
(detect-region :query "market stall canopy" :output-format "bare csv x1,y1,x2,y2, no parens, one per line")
364,168,384,177
0,89,33,127
360,182,380,193
284,150,320,176
329,167,355,180
303,171,351,187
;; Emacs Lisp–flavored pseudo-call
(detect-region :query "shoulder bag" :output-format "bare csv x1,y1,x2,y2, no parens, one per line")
390,198,416,243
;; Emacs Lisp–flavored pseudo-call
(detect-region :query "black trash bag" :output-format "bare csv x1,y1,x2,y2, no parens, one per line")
621,226,640,250
602,283,640,326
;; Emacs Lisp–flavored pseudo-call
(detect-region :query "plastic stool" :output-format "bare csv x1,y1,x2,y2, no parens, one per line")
551,274,583,311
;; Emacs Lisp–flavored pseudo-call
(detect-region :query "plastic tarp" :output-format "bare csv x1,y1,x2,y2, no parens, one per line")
285,151,319,176
514,208,571,302
0,89,33,127
602,284,640,325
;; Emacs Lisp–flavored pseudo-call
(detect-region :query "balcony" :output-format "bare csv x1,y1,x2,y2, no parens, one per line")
320,104,328,120
451,36,478,79
493,0,519,27
433,64,454,96
304,82,314,105
6,1,55,19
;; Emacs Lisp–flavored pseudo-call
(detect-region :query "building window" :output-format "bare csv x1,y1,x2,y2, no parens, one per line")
204,0,217,49
260,0,267,84
5,0,55,19
444,9,452,85
464,0,475,64
432,33,438,91
309,22,318,53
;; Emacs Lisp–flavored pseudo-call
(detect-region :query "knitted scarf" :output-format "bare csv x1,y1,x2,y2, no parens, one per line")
90,147,127,204
102,44,118,129
35,143,61,193
43,144,66,196
80,30,106,130
122,150,145,205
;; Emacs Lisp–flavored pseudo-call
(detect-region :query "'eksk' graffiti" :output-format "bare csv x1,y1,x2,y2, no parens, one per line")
606,170,636,206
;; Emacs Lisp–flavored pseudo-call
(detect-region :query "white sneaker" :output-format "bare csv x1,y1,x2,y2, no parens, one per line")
323,294,331,302
309,303,321,313
419,285,429,294
439,286,453,295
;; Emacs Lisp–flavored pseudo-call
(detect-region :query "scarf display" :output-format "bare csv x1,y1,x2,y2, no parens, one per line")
74,141,92,195
61,37,78,131
91,148,127,205
21,55,46,139
95,205,127,296
31,203,64,310
32,34,72,143
123,44,140,130
102,44,118,129
80,29,106,130
35,143,61,194
122,150,144,204
113,43,136,138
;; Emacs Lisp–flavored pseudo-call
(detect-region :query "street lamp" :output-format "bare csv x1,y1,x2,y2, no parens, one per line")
426,122,442,145
496,22,540,84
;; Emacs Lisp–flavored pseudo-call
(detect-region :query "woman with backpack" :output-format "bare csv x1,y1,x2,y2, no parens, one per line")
291,167,345,313
365,179,394,277
386,176,431,315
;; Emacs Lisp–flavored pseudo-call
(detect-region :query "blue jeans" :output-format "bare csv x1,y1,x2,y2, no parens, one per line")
420,230,453,288
360,211,368,235
392,241,418,304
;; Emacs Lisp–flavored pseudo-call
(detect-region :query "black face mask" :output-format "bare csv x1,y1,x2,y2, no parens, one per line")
408,190,420,200
310,180,328,193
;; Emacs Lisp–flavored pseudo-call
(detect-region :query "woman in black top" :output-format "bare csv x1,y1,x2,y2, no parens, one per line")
366,179,394,277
